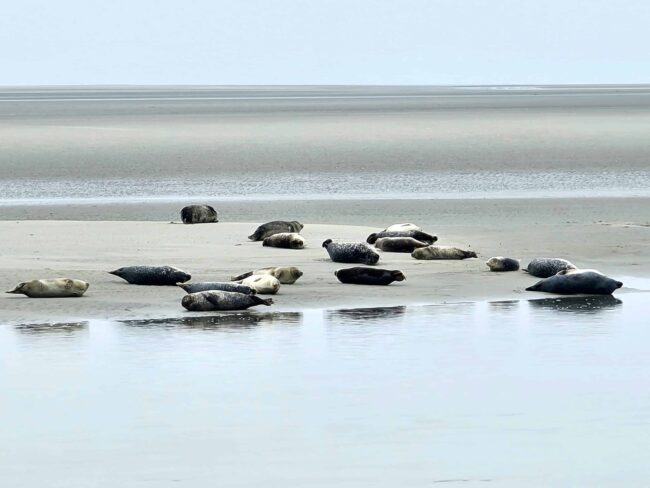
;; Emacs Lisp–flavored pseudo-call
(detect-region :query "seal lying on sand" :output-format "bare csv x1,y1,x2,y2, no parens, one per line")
262,233,306,249
384,223,422,232
335,267,405,286
109,266,191,285
374,237,429,253
486,257,520,272
412,246,477,260
524,258,576,278
182,291,273,311
526,271,623,295
178,282,256,295
366,230,437,245
180,205,218,224
240,275,281,294
231,267,303,284
6,278,90,298
249,221,303,241
322,239,379,265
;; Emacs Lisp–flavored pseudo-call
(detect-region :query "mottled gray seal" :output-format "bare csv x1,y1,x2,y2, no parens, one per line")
526,271,623,295
486,257,520,272
180,205,218,224
335,267,405,286
262,232,306,249
231,267,303,284
182,291,273,311
524,258,576,278
374,237,429,253
384,223,422,232
412,246,477,260
109,266,191,285
6,278,89,298
240,275,281,294
322,239,380,265
178,282,256,295
248,221,303,241
366,230,437,245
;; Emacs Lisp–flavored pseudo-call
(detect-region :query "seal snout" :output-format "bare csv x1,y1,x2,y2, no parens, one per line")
322,239,332,248
616,281,624,289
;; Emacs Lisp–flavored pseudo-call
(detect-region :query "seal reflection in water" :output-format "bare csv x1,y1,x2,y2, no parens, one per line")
248,221,303,241
180,205,218,224
412,246,477,260
322,239,379,265
109,266,191,285
526,271,623,295
335,267,405,286
6,278,90,298
181,290,273,311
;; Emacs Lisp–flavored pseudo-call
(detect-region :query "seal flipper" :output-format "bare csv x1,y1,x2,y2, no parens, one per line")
231,271,254,281
5,285,21,294
253,296,273,306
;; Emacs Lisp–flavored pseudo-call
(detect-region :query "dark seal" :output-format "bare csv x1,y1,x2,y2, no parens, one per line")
178,282,256,295
486,257,520,272
335,267,405,285
248,221,303,241
526,271,623,295
181,290,273,311
109,265,191,285
262,233,305,249
374,237,429,253
366,230,437,245
524,258,576,278
181,205,218,224
322,239,379,265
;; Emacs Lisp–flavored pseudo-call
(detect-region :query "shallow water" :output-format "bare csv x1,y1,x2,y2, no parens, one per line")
1,294,649,487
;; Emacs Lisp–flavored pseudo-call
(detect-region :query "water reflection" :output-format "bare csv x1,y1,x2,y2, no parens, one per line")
488,300,521,312
325,306,406,325
13,321,88,335
120,311,303,330
528,295,623,314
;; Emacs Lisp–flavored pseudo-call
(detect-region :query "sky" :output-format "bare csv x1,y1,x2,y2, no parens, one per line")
1,0,649,86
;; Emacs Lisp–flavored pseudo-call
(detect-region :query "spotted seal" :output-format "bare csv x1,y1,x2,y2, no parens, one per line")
248,221,303,241
526,271,623,295
262,232,305,249
374,237,429,253
109,266,191,285
366,230,437,245
412,246,477,260
322,239,379,265
181,290,273,311
6,278,90,298
335,267,405,286
524,258,576,278
178,282,256,295
180,205,218,224
486,257,520,272
231,267,303,284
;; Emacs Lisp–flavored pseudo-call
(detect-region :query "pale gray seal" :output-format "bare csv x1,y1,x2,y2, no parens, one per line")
322,239,379,265
181,291,273,311
248,221,303,241
384,223,422,232
180,205,218,224
526,271,623,295
366,230,437,245
486,257,520,272
6,278,90,298
412,246,477,260
240,275,281,294
262,232,306,249
374,237,429,253
524,258,576,278
109,266,191,285
335,267,405,285
178,282,256,295
231,267,303,284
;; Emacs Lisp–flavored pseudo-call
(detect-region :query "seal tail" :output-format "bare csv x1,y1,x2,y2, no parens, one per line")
231,271,254,281
254,296,274,306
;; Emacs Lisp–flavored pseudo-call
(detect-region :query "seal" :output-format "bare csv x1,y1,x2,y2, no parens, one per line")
384,223,422,232
524,258,576,278
486,257,520,272
335,267,405,286
109,266,191,286
374,237,429,253
322,239,380,265
180,205,218,224
411,246,477,260
262,232,306,249
231,266,303,284
366,230,437,245
181,290,273,311
248,221,303,241
526,271,623,295
178,282,256,295
6,278,89,298
240,274,281,294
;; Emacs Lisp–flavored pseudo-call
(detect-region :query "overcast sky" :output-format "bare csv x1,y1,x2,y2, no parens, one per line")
2,0,649,85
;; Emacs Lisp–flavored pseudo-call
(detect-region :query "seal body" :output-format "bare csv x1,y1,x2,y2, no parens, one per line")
178,282,256,295
486,257,520,272
240,275,281,294
180,205,218,224
231,267,303,284
6,278,89,298
262,233,305,249
109,266,191,285
322,239,379,265
412,246,477,260
366,230,437,245
384,223,422,232
524,258,576,278
335,267,405,286
374,237,429,253
526,271,623,295
181,291,273,311
249,221,303,241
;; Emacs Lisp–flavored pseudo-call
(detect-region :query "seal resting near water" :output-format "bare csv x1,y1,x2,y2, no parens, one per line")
231,267,303,284
384,223,422,232
322,239,379,265
486,257,520,272
262,233,306,249
524,258,576,278
412,246,477,260
335,267,405,285
526,271,623,295
180,205,218,224
6,278,90,298
182,291,273,311
109,266,191,285
366,230,437,245
374,237,429,253
178,282,256,295
239,275,281,294
249,221,303,241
